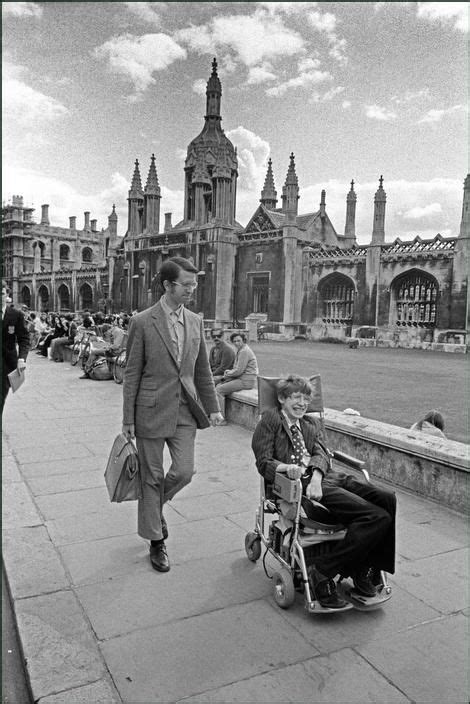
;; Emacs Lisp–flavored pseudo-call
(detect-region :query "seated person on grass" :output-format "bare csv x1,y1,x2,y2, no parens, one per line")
251,374,396,610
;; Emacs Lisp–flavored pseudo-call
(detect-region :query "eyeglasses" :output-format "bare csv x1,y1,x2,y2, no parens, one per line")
212,334,222,339
173,282,198,290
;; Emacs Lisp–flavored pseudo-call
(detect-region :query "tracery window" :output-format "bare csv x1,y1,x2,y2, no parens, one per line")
320,275,354,322
394,272,437,326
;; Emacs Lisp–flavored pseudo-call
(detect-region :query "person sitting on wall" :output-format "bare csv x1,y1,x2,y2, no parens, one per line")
252,374,397,610
215,332,258,422
410,410,446,439
209,328,236,385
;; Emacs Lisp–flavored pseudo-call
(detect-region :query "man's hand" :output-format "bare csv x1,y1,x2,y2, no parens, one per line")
122,423,135,440
210,412,225,426
17,359,26,373
306,470,323,501
286,465,304,480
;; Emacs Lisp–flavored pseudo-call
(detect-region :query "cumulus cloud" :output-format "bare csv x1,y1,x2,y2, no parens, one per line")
226,126,270,191
94,33,186,94
266,66,332,97
192,78,207,95
417,104,466,123
309,85,344,103
417,2,468,32
2,2,42,18
124,2,164,26
246,64,277,85
403,203,443,219
306,9,348,66
365,104,398,121
2,76,69,125
391,88,431,105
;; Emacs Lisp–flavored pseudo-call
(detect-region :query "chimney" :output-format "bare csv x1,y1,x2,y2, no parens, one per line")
84,211,90,230
91,219,97,232
41,204,50,225
69,216,76,230
320,190,326,218
164,212,172,232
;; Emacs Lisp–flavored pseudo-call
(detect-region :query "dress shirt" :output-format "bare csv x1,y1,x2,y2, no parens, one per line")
160,295,185,366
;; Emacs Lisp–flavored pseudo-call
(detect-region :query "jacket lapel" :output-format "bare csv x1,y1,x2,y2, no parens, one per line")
179,308,193,368
151,300,178,367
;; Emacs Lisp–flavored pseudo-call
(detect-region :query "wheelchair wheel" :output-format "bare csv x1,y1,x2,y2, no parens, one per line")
272,569,296,609
81,341,91,370
71,341,81,366
113,350,126,384
245,532,261,562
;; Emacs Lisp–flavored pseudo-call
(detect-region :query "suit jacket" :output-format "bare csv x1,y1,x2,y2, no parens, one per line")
2,307,30,375
209,340,235,376
252,408,331,485
123,300,220,438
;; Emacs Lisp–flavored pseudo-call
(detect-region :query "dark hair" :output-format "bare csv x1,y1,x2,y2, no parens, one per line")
211,328,224,339
416,410,445,431
276,374,313,400
159,256,198,289
230,331,247,343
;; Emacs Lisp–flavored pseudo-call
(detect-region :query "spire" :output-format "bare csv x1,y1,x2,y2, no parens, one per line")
144,154,160,196
260,158,277,209
344,179,357,241
320,189,326,217
459,173,470,238
129,159,143,198
108,204,117,221
281,152,299,219
206,56,222,120
372,175,386,243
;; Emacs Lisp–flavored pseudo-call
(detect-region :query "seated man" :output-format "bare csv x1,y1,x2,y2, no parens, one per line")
209,328,235,384
79,318,127,379
252,374,396,610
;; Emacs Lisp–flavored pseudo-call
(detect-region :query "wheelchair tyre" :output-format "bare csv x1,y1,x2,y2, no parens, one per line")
113,350,126,384
71,342,81,366
245,532,261,562
272,569,296,609
81,341,91,370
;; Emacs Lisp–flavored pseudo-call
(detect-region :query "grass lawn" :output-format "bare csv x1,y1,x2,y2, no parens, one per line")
248,340,468,444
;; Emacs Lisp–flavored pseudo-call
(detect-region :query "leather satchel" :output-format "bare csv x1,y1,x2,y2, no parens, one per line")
104,433,142,502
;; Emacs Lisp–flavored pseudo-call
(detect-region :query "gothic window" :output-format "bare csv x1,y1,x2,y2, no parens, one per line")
60,244,70,260
79,282,93,309
320,274,355,322
256,252,263,264
394,272,437,326
82,247,93,263
58,284,70,311
37,285,49,312
251,274,269,314
21,286,31,308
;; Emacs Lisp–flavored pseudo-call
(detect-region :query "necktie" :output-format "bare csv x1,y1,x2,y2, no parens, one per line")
290,424,304,466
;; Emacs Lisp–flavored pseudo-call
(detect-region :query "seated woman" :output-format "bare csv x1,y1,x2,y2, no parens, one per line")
215,332,258,421
251,374,396,610
410,410,446,438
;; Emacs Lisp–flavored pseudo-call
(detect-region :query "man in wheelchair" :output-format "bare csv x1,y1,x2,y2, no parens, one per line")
252,374,396,610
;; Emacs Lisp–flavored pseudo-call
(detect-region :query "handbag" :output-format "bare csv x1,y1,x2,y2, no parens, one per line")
104,433,142,502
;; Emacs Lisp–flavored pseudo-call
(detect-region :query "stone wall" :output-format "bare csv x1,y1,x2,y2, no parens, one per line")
225,389,469,513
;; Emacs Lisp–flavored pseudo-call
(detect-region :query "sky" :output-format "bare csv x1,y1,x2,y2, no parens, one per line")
2,1,468,244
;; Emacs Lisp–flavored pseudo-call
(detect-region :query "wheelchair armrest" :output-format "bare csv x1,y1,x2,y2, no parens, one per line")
331,450,364,470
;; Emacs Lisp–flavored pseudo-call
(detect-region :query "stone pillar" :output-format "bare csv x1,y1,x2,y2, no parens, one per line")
40,204,50,225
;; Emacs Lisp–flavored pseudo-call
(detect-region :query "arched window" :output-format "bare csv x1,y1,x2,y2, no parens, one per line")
82,247,93,263
393,271,438,326
319,274,355,322
79,282,93,309
37,285,49,312
21,285,31,308
57,284,70,311
60,244,70,261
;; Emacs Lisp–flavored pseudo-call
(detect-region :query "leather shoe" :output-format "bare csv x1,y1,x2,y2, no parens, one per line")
352,567,377,597
309,565,348,609
161,515,168,541
150,543,170,572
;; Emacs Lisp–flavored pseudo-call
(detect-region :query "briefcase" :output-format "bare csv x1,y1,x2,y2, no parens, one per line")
104,433,142,502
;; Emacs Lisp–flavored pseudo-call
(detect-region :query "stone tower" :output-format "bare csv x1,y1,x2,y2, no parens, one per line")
344,179,357,244
260,158,277,209
281,153,299,222
143,154,161,234
128,159,144,235
371,175,386,243
183,58,238,225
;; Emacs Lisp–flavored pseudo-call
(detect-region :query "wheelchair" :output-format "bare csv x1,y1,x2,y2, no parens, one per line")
245,375,392,614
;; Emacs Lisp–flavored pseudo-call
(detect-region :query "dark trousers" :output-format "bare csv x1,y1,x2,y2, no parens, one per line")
313,473,396,579
1,372,9,413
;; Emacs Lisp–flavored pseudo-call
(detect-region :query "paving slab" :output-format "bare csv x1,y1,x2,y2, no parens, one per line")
101,600,319,703
2,482,42,528
38,678,121,704
358,613,468,703
76,550,270,640
2,453,22,483
34,486,111,521
177,647,410,703
46,504,137,545
397,516,468,560
3,525,70,599
12,442,94,465
18,456,108,479
14,590,107,701
27,468,106,496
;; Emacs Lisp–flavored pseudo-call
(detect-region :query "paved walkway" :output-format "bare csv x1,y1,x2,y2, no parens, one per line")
2,354,468,703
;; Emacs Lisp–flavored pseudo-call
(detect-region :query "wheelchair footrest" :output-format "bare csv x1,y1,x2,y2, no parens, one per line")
338,581,392,611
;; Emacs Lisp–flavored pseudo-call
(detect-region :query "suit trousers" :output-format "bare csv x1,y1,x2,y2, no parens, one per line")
312,474,396,579
136,402,197,541
2,371,10,413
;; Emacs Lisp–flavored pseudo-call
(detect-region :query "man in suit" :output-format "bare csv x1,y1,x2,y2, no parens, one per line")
209,328,235,384
252,374,396,609
122,257,223,572
2,282,30,413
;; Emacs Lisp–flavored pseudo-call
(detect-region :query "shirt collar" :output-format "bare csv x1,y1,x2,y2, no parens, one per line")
281,410,300,430
161,295,184,321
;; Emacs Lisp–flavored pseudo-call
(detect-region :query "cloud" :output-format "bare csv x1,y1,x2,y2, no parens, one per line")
226,126,270,191
306,9,348,66
391,88,431,105
124,2,164,27
256,2,319,16
246,64,277,85
403,203,443,219
94,33,186,94
2,77,69,125
2,2,42,18
309,85,344,104
192,78,207,95
365,104,398,121
342,100,352,109
417,104,466,123
266,66,332,97
176,12,305,68
417,2,468,32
